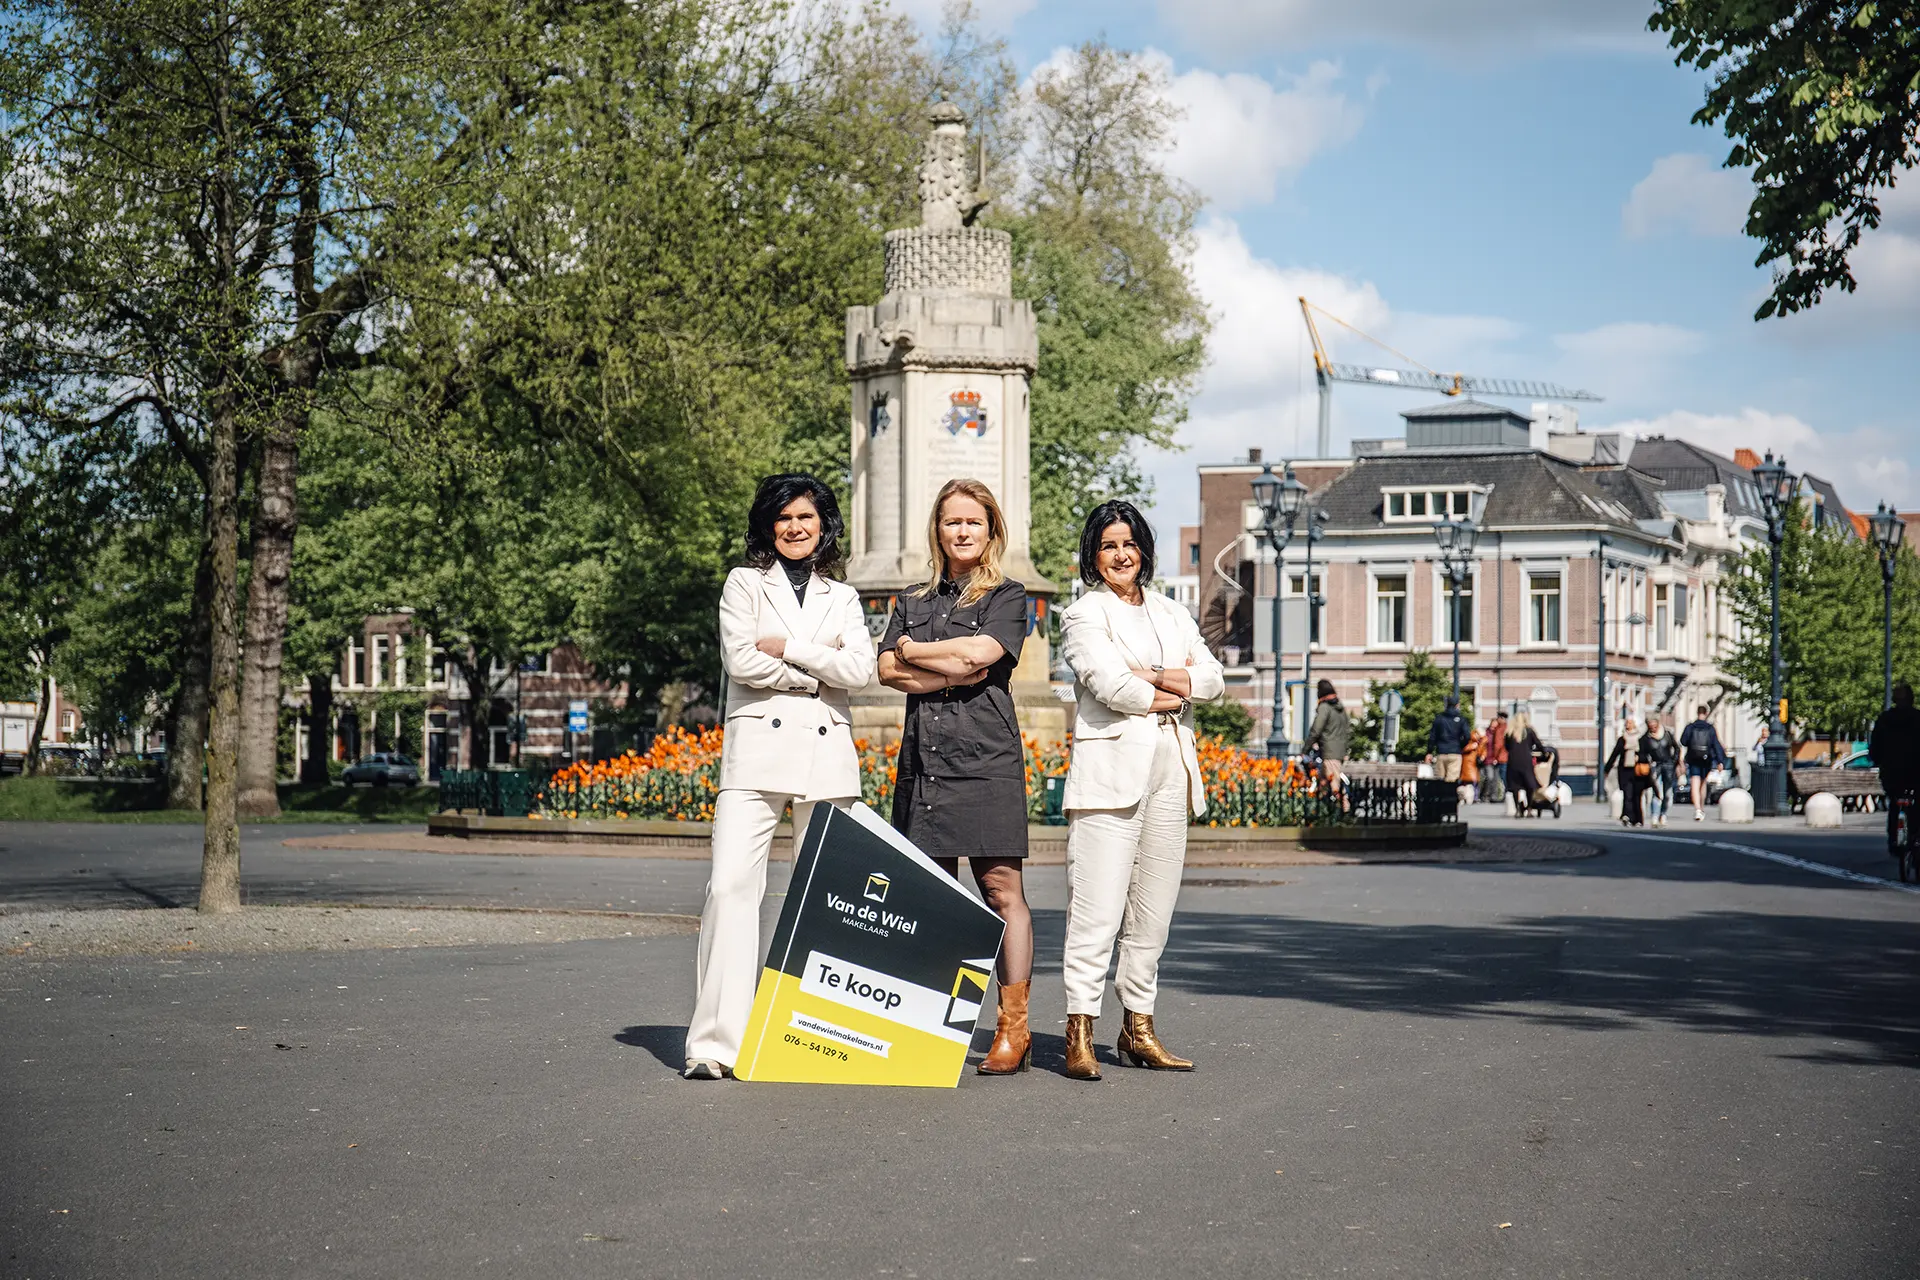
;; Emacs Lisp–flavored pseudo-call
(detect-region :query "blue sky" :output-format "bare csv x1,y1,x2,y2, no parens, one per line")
912,0,1920,529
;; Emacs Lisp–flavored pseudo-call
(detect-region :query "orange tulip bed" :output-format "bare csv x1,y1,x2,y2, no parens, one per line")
531,725,1340,827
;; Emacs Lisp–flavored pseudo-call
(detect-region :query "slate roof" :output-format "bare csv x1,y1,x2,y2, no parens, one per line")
1622,436,1765,519
1800,472,1856,536
1399,398,1532,425
1315,448,1675,541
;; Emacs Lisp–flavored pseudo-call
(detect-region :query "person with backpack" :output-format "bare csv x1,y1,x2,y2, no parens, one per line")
1426,695,1471,782
1640,714,1679,829
1679,705,1727,821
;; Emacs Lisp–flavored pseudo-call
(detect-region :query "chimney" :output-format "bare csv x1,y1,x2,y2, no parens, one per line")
1705,483,1726,525
1733,447,1761,469
1247,447,1262,464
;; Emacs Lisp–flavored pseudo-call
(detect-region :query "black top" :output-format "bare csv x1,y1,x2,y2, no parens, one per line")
880,577,1028,781
781,556,812,606
1870,704,1920,787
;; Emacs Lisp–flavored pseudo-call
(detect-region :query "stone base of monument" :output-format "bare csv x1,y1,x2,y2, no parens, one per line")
1803,792,1843,828
1717,788,1754,823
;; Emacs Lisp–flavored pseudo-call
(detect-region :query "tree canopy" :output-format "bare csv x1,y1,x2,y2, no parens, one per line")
1653,0,1920,319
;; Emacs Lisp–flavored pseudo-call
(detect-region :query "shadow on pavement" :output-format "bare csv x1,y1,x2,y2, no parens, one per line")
614,1024,686,1068
1142,907,1920,1069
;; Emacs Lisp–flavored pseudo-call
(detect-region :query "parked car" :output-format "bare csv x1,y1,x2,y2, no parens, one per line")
340,753,421,787
1792,749,1874,770
35,743,100,776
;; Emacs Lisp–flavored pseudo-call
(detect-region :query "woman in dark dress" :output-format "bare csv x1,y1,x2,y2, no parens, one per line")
1604,717,1647,826
1505,710,1545,810
877,478,1033,1075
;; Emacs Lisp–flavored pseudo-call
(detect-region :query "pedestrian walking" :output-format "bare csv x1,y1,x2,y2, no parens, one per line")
1427,695,1471,782
1460,724,1483,804
1481,712,1509,805
1640,714,1679,828
1868,682,1920,858
1605,717,1648,826
876,478,1034,1075
1680,705,1727,820
1057,501,1225,1081
686,474,876,1081
1504,711,1554,815
1306,679,1351,801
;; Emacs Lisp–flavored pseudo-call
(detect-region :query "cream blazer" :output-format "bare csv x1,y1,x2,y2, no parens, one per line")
1059,586,1226,815
717,565,875,800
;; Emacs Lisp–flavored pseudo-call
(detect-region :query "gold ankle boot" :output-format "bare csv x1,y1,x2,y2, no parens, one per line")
977,980,1031,1074
1117,1010,1194,1070
1063,1013,1101,1080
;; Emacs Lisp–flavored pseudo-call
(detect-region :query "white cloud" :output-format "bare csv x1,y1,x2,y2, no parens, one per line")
1613,408,1912,510
1138,216,1531,526
1621,153,1751,239
1774,175,1920,335
1154,56,1366,210
887,0,1035,30
1161,0,1657,59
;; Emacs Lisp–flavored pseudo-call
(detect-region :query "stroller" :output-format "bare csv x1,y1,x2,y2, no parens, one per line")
1511,744,1563,819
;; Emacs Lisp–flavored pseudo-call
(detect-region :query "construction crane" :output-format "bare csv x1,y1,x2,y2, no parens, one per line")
1299,297,1602,457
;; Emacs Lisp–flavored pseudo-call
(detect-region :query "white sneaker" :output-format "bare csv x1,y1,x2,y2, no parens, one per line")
683,1059,728,1080
1694,810,1704,821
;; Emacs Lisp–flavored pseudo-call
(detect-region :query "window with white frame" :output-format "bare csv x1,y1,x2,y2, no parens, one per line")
1383,485,1485,523
1438,568,1474,645
428,639,448,689
1373,573,1408,646
1632,570,1647,656
347,638,367,688
1527,571,1562,645
370,634,389,688
1654,584,1670,653
61,709,76,735
1286,572,1323,645
393,636,407,688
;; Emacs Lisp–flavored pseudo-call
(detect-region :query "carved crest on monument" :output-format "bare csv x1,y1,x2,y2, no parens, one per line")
918,102,987,231
941,389,988,439
869,392,891,438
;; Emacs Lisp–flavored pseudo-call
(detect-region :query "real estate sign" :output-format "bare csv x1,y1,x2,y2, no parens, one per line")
734,803,1004,1087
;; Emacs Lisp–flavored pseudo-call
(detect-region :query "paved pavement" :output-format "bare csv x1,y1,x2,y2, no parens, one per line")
2,817,1916,1278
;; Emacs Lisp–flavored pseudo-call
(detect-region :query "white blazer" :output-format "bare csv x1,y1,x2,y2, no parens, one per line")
1059,586,1226,816
717,565,875,800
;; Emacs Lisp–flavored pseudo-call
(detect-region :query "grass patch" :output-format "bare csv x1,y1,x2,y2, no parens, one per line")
0,776,440,824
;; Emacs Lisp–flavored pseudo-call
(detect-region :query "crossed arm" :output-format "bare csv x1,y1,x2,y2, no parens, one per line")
877,634,1002,695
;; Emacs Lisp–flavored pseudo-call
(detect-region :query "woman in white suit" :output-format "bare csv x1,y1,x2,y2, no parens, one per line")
1057,500,1225,1081
684,474,876,1080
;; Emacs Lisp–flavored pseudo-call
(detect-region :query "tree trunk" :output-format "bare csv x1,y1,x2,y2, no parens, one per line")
236,417,299,816
200,392,244,915
166,531,214,810
300,671,332,786
24,673,51,777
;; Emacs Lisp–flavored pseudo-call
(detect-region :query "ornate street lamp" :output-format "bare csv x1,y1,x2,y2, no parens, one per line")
1432,488,1489,704
1253,460,1308,759
1871,502,1908,711
1751,451,1797,815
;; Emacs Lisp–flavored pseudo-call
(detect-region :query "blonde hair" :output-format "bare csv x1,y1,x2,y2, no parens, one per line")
1507,710,1530,745
919,478,1009,606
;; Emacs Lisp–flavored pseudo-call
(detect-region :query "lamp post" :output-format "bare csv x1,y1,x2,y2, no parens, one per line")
1595,535,1611,804
1299,509,1327,744
1871,502,1907,711
1252,460,1308,759
1751,451,1798,816
1431,489,1488,704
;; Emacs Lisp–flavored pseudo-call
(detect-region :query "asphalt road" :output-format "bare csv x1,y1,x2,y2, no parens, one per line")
3,818,1916,1278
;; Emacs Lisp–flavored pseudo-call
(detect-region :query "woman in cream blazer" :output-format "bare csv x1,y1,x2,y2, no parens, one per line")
1057,500,1224,1081
684,474,875,1080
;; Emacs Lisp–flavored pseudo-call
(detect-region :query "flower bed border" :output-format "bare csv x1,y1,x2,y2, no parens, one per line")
426,812,1467,855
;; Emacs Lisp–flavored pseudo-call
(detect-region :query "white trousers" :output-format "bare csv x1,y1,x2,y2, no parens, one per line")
1061,724,1191,1017
686,789,847,1067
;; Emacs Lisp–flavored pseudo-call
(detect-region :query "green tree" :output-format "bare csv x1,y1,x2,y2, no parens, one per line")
1349,651,1473,763
1722,506,1920,741
1652,1,1920,319
1194,698,1255,745
1008,41,1209,581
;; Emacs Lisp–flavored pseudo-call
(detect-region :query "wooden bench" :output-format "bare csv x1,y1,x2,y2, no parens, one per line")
1786,767,1883,813
1343,762,1422,781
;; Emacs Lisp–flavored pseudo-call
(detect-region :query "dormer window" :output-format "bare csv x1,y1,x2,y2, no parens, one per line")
1383,485,1486,523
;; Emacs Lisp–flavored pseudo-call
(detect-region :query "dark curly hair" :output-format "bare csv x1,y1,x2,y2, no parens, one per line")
1077,499,1156,589
743,473,845,576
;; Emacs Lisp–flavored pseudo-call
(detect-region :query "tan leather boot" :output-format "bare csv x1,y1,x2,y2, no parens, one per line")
1117,1010,1194,1070
1063,1013,1101,1081
976,980,1031,1074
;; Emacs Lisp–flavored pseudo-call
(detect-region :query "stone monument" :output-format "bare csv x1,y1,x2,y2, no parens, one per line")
845,103,1063,744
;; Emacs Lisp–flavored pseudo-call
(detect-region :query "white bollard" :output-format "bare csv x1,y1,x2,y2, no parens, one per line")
1804,792,1843,828
1609,788,1625,820
1718,788,1754,824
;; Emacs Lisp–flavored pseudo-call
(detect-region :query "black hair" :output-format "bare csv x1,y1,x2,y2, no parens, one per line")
1077,499,1156,589
743,473,845,576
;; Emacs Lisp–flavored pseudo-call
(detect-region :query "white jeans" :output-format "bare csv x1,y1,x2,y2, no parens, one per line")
1062,723,1190,1017
686,789,847,1067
